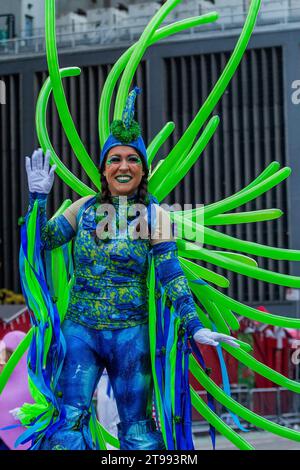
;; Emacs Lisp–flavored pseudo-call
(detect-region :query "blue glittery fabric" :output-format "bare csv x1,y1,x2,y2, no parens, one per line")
122,87,141,129
27,192,203,450
99,87,148,169
29,193,76,250
66,195,151,330
29,192,202,334
152,242,203,336
37,320,165,450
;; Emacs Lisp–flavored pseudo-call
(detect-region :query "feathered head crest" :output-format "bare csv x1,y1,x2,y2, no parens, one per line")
99,87,148,170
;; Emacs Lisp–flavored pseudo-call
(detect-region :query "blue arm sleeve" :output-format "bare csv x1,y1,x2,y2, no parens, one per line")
29,192,76,250
152,241,203,337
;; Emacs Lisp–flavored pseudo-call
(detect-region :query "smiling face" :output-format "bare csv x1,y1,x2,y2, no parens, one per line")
103,145,146,196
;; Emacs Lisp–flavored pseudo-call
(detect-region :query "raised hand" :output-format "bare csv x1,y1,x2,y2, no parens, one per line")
193,328,240,348
25,149,57,194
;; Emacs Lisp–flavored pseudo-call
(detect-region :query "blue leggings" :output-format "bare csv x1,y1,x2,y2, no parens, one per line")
38,319,165,450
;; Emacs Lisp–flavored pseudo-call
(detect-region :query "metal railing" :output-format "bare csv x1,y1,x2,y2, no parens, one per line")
1,3,300,57
192,387,300,433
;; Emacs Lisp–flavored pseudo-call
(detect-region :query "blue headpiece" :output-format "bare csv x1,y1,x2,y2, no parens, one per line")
99,87,148,170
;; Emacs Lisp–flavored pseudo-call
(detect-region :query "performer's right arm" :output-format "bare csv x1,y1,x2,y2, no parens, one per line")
26,149,87,250
28,192,76,250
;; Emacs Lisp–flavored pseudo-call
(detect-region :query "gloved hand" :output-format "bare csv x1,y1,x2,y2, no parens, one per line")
193,328,240,348
25,148,57,194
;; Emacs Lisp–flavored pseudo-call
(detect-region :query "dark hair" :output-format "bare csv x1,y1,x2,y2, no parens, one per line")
97,156,149,206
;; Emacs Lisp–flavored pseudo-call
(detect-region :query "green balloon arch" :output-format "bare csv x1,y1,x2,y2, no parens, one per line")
2,0,300,450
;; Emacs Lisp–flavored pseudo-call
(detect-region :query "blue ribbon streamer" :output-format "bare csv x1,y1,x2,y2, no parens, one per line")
190,338,216,450
212,324,249,432
17,202,69,445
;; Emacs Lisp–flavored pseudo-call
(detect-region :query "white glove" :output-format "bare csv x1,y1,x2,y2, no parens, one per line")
193,328,240,348
25,148,57,194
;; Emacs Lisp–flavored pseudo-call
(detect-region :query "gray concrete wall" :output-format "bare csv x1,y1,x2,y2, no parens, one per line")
20,0,45,36
1,24,300,317
57,0,114,17
0,0,44,37
0,0,21,36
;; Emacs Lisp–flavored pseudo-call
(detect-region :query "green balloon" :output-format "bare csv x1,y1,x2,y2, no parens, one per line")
45,0,100,188
150,0,261,201
148,257,167,446
232,161,281,196
200,296,231,335
179,239,246,265
98,422,120,449
98,12,219,146
190,388,254,450
179,256,230,288
205,209,283,225
204,226,300,261
177,239,300,287
147,122,175,166
0,330,33,394
36,67,96,196
149,116,220,200
199,283,300,329
223,344,300,394
194,304,251,352
204,167,290,220
13,0,300,452
114,0,182,119
190,356,300,442
24,203,48,323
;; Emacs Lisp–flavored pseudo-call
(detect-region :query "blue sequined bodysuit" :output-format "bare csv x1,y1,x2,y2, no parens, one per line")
28,191,203,450
66,195,150,330
30,192,203,336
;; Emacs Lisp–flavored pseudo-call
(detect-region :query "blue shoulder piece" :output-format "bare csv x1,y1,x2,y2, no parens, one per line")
76,196,97,226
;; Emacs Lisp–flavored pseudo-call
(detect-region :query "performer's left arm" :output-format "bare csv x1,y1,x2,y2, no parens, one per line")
151,205,239,348
150,205,203,337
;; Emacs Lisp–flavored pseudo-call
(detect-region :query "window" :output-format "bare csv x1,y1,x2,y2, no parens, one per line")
25,15,33,38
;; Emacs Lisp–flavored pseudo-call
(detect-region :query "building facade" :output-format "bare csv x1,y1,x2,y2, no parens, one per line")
1,3,300,317
0,0,45,38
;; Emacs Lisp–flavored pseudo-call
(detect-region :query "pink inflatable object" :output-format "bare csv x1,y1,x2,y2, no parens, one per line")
0,331,33,450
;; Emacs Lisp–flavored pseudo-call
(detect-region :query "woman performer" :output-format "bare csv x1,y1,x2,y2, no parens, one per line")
24,90,239,450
